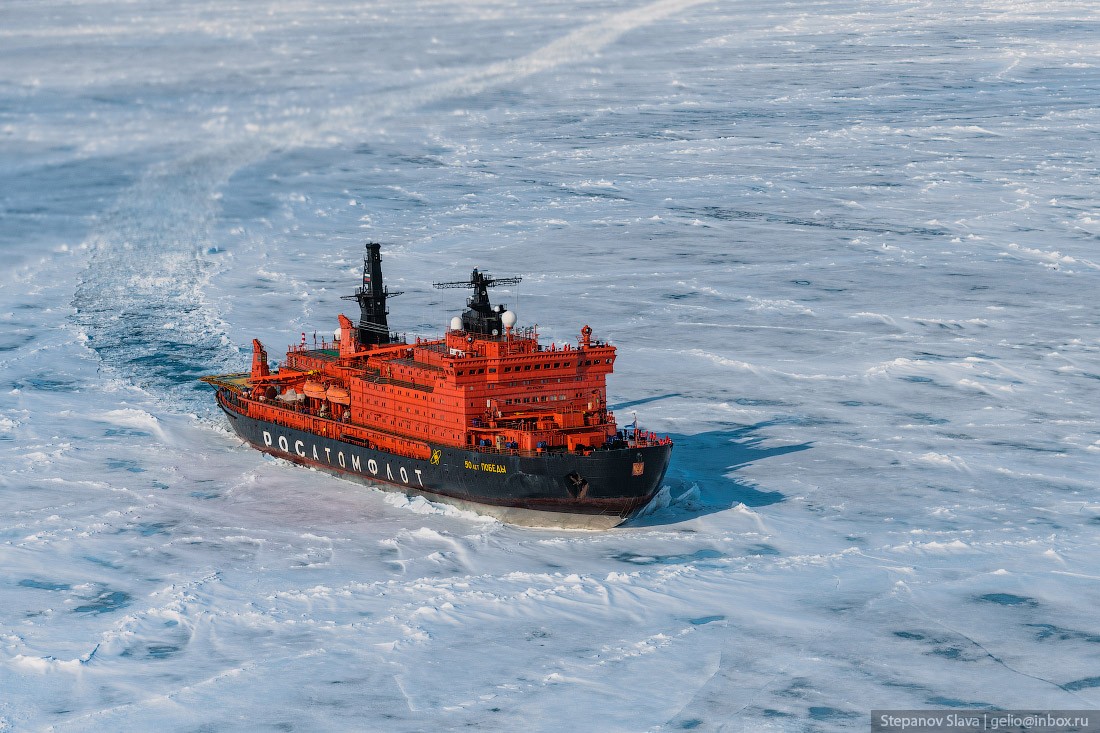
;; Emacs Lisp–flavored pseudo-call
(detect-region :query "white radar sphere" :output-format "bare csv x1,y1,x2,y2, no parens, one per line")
501,310,517,328
333,329,341,341
450,316,463,331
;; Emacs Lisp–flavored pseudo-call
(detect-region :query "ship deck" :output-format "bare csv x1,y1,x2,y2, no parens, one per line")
200,372,251,391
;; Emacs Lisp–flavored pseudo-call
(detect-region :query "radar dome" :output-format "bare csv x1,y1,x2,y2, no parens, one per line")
333,328,341,341
450,316,463,331
501,310,517,328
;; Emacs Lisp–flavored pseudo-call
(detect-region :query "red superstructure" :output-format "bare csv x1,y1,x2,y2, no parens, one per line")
247,294,629,458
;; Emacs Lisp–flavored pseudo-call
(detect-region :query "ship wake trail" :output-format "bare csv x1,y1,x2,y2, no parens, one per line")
376,0,715,115
72,144,265,402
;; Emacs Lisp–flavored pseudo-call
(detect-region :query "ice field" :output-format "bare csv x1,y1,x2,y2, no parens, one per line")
2,0,1099,730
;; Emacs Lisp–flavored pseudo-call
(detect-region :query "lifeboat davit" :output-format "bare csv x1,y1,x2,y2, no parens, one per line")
326,385,350,405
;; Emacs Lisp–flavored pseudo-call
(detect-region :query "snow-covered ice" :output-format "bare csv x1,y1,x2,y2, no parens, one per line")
2,0,1098,730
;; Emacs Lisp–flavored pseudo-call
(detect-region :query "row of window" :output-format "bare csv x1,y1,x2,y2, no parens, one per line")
468,377,590,391
503,362,570,373
504,395,570,405
454,359,612,377
388,417,461,441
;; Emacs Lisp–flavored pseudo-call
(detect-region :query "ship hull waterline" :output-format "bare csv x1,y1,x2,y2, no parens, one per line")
216,393,672,530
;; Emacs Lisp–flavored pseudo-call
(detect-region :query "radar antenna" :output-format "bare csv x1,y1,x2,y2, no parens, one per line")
433,268,522,336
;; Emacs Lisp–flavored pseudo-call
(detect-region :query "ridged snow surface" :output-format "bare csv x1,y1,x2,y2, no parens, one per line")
2,0,1099,730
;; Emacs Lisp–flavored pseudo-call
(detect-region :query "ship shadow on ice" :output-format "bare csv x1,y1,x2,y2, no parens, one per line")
610,393,681,411
626,422,809,527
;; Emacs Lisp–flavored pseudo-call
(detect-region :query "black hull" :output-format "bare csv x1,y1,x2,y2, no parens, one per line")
215,392,672,529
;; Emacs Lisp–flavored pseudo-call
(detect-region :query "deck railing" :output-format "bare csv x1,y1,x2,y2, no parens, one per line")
216,390,670,461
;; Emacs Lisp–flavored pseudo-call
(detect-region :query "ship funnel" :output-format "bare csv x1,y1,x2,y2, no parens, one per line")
341,242,403,347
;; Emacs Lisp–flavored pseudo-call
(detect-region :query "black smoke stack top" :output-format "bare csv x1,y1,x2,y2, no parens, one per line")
343,242,402,347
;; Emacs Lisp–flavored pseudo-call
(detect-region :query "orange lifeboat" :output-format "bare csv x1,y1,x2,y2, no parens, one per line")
303,380,326,400
326,385,350,405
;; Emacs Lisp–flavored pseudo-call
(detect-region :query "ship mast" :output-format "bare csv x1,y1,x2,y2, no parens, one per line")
434,268,521,336
342,242,403,346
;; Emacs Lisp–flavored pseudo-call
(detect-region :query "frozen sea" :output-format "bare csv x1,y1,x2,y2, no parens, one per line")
2,0,1099,730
